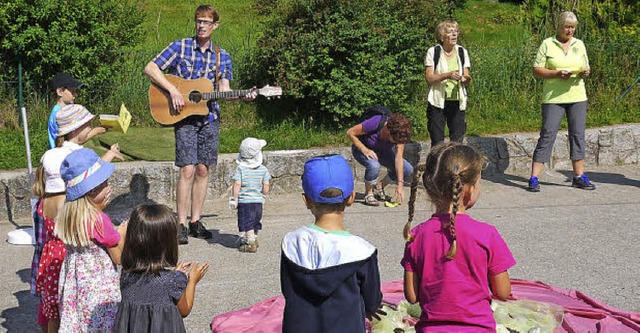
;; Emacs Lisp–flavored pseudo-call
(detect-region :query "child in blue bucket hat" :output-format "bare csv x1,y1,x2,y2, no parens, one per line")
55,148,127,332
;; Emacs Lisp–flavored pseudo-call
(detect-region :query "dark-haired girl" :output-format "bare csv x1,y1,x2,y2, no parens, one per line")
114,204,209,333
401,142,516,332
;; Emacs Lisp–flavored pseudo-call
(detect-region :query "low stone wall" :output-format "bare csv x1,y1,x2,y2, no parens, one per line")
2,123,639,222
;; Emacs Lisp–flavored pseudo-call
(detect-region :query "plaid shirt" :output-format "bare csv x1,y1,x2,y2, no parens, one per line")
152,36,233,120
30,199,46,296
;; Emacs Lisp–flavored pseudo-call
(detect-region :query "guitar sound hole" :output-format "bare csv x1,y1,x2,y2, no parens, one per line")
188,91,202,104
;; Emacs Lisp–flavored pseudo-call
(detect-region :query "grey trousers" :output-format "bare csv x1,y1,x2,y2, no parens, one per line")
532,101,588,163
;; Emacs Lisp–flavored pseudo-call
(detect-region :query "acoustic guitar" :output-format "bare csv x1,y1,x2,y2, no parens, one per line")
149,74,282,125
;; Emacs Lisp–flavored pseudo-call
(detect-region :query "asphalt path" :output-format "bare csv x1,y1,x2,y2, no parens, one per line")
1,165,639,332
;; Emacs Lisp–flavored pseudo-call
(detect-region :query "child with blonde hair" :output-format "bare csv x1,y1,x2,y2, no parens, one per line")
32,103,121,332
402,142,516,332
115,204,209,332
33,148,73,333
55,148,126,331
29,165,48,332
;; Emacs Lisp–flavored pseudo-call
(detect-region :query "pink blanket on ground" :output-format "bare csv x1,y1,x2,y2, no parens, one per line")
211,279,640,333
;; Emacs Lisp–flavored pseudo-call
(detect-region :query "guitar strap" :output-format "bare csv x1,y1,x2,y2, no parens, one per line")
214,44,221,91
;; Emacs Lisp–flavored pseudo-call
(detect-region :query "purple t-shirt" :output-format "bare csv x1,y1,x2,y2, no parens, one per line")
401,213,516,333
361,115,394,152
91,212,121,248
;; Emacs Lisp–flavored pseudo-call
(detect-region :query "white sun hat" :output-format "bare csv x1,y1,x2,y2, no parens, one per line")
236,138,267,168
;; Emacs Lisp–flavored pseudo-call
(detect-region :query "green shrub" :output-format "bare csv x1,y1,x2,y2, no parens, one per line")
244,0,461,129
0,0,145,98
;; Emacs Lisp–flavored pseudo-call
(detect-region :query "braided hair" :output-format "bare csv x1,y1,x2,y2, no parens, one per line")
404,142,483,259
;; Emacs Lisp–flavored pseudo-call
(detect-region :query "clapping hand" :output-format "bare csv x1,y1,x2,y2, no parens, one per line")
177,261,210,284
117,220,128,239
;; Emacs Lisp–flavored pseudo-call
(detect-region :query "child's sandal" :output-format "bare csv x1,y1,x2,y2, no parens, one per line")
364,194,380,206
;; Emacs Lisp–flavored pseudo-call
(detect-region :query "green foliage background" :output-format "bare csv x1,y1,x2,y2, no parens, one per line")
0,0,639,170
0,0,144,94
245,0,458,132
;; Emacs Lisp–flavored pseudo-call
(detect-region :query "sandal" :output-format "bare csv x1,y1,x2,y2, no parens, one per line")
373,187,391,202
364,194,380,206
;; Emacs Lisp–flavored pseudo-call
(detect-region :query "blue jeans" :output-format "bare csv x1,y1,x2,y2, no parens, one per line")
352,145,413,185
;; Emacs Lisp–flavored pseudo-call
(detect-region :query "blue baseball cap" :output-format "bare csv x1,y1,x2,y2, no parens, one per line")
60,148,115,201
302,155,354,204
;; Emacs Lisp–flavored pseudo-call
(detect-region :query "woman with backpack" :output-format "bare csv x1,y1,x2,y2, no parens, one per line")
346,106,413,206
424,20,471,146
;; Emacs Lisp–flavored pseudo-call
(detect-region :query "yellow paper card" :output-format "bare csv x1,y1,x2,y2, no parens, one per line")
99,103,131,133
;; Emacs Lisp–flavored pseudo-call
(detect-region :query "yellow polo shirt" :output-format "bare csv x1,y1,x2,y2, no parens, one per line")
533,37,589,104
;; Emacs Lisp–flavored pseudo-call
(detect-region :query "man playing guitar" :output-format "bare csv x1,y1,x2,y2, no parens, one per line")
144,4,256,244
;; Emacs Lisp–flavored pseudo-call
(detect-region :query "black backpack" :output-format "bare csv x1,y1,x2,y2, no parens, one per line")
432,45,466,70
357,106,392,133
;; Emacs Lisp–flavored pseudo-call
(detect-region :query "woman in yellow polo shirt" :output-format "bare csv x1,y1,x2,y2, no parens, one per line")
528,11,595,192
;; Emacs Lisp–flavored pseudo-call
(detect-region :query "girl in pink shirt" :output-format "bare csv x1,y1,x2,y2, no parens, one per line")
55,148,127,332
402,142,516,332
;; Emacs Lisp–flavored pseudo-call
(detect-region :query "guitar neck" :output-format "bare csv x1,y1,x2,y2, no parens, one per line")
202,90,252,100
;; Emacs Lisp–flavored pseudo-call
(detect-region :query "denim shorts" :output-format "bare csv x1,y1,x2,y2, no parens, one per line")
174,116,219,167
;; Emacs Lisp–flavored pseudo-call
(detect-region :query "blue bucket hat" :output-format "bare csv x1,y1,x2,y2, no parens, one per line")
60,148,115,201
302,154,354,204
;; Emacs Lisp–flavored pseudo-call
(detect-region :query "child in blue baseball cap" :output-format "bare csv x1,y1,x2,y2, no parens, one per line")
280,154,382,333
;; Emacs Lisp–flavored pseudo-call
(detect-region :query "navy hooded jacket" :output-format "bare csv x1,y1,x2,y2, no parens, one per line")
280,225,382,333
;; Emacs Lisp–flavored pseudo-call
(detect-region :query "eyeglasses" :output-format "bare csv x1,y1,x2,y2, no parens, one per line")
196,19,215,26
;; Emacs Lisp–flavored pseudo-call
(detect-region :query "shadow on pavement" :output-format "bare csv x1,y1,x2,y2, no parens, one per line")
207,229,242,249
481,173,571,191
1,269,38,332
558,170,640,187
105,173,157,224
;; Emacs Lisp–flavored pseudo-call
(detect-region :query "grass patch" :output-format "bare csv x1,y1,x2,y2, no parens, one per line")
93,127,175,161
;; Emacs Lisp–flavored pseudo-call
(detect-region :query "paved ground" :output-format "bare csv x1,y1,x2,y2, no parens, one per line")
1,165,639,332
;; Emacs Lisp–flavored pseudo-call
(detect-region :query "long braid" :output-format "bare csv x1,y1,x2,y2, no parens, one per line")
404,164,426,242
418,142,483,260
446,172,462,259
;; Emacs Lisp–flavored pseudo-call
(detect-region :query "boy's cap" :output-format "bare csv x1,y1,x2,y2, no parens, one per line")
56,104,95,136
60,148,114,201
41,148,70,193
51,73,83,89
237,137,267,168
302,155,354,204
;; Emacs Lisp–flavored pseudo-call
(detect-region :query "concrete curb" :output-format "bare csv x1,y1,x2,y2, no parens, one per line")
2,123,639,222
